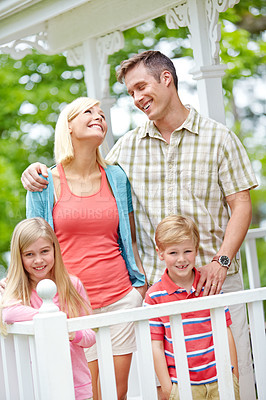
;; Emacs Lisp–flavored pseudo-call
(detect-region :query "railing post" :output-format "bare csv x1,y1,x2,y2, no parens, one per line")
96,326,117,399
170,314,193,399
248,300,266,399
211,307,235,399
134,319,158,399
243,228,266,289
33,279,75,400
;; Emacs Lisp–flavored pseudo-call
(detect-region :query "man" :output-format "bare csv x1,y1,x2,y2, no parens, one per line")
21,51,258,398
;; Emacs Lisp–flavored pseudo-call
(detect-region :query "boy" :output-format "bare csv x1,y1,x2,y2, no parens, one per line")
144,215,240,400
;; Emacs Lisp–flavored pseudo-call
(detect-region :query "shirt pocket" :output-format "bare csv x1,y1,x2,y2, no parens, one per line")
179,169,222,203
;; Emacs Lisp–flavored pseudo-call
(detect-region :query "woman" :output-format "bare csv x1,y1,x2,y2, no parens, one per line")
26,97,147,400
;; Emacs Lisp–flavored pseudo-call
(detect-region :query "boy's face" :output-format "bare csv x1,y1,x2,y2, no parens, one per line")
157,239,197,285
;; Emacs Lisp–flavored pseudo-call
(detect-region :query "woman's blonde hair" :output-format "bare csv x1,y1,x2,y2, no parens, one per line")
155,215,200,251
54,97,107,167
0,218,92,335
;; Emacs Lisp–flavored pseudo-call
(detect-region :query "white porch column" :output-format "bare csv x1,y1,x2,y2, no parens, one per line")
66,31,124,155
166,0,239,123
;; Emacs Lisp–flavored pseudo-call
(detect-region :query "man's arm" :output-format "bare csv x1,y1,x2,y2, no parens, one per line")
21,162,49,191
196,189,252,296
151,340,173,400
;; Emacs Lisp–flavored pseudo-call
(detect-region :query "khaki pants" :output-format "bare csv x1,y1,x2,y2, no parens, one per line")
222,272,256,399
169,373,240,400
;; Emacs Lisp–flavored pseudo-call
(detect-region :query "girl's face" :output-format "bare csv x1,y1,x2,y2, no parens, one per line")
21,237,55,288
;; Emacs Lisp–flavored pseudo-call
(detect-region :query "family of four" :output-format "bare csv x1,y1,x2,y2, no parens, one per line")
0,50,257,400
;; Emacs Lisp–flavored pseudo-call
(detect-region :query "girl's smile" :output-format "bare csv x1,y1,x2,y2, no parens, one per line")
21,237,55,288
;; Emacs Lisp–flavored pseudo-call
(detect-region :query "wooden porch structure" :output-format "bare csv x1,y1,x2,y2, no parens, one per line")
0,0,240,148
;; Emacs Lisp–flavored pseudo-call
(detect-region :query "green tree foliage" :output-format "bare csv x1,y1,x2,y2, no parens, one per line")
0,1,265,281
0,53,86,271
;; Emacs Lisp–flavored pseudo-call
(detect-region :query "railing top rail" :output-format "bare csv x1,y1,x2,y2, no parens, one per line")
245,227,266,240
5,320,34,335
6,287,266,335
67,287,266,331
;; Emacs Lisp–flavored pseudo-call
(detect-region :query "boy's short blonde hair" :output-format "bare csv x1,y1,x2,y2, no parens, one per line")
155,215,200,251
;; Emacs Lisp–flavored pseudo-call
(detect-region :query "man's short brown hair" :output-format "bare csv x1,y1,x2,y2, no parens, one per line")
116,50,178,90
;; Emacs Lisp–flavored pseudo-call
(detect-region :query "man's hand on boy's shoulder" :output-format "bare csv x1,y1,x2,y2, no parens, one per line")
196,261,227,297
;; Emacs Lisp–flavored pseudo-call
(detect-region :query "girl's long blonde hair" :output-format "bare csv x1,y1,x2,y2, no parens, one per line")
0,218,92,335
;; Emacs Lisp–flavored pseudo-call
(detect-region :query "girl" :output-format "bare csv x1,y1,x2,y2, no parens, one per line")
0,217,96,400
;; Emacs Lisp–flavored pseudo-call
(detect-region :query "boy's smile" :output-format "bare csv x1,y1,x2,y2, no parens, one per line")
157,239,197,288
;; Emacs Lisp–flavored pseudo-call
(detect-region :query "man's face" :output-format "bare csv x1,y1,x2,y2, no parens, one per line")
124,62,171,123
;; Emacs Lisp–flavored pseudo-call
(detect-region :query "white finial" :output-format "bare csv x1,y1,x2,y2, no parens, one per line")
37,279,59,313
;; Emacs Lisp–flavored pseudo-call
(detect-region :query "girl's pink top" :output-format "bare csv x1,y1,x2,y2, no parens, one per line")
2,275,96,400
53,164,132,309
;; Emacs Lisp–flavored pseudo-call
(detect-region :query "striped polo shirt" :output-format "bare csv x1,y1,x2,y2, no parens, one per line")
107,106,258,284
144,268,232,384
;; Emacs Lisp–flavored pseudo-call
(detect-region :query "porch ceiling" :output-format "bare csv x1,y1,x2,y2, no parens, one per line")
0,0,184,52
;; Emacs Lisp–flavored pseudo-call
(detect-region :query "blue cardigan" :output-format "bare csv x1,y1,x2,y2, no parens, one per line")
26,164,145,287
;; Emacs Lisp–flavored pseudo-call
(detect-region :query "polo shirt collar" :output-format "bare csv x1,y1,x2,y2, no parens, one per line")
138,106,199,140
161,267,200,295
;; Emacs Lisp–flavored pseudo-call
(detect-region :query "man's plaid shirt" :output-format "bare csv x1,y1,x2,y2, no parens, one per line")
107,107,258,285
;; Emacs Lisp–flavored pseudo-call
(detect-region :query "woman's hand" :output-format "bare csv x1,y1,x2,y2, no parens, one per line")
136,281,148,299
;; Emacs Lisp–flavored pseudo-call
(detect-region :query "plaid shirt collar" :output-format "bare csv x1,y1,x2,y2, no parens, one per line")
138,106,199,140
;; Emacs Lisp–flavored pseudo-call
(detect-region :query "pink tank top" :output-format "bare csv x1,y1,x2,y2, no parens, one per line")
53,164,132,309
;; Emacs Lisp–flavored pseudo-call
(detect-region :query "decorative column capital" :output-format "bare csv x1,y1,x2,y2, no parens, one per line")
96,31,124,98
190,64,227,80
165,1,190,30
66,45,84,67
66,31,124,99
205,0,240,61
166,0,240,63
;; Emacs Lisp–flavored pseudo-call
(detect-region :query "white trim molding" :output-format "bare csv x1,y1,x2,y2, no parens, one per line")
0,31,52,59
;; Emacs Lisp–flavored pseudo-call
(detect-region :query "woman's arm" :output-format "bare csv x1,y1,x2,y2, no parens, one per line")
129,211,148,297
26,170,55,229
152,340,173,400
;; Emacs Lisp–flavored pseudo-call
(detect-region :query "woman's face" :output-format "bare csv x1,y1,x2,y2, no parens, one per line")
68,105,108,145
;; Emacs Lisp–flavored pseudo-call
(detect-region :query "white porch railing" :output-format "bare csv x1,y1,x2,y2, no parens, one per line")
1,284,266,400
244,227,266,289
0,227,265,400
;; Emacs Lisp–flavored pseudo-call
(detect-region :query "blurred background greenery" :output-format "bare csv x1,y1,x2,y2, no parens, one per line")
0,1,265,289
